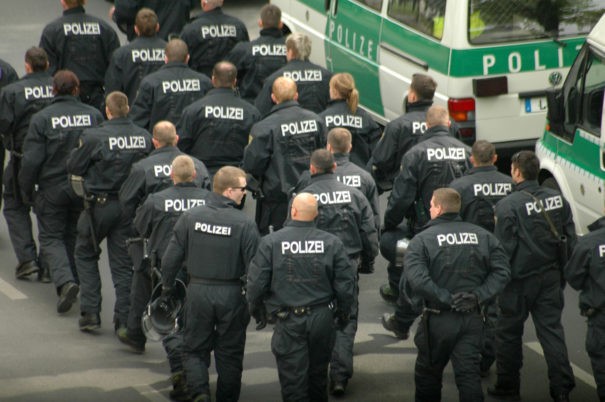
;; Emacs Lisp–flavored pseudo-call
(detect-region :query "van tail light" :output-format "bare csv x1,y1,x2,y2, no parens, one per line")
448,98,476,139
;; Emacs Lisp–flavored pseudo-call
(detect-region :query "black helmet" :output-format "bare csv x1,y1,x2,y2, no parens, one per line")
141,279,186,341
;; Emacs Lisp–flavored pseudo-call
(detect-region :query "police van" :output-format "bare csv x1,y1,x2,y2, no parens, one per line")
272,0,605,154
537,13,605,234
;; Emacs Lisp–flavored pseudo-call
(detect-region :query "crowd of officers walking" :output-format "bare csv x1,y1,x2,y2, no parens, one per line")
0,0,603,401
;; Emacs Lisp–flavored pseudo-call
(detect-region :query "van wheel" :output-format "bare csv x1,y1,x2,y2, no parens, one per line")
542,177,560,191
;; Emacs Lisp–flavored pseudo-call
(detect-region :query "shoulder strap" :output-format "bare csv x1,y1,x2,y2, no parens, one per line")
521,190,560,238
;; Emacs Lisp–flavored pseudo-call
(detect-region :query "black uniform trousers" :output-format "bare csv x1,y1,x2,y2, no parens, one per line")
495,269,575,396
34,188,82,290
272,305,335,402
586,312,605,401
75,198,133,325
414,310,484,402
126,241,152,339
183,282,249,402
3,157,37,264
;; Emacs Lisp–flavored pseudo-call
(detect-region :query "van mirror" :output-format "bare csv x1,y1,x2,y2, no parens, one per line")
546,87,564,134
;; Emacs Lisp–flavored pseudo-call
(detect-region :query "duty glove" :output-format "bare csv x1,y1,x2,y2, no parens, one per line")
451,292,478,313
249,303,268,330
158,286,176,310
334,310,350,330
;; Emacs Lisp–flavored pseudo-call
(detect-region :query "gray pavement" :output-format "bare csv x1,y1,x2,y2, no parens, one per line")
0,1,600,401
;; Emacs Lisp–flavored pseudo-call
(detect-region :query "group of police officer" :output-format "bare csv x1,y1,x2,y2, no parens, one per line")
1,1,604,402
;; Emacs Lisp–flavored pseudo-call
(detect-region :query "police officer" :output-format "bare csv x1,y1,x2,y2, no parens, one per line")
381,105,470,339
255,32,332,116
489,151,576,402
0,58,18,90
130,38,212,131
0,47,56,281
177,61,261,176
243,76,325,235
565,216,605,402
246,192,355,402
39,0,120,110
66,91,152,332
104,8,167,105
180,0,249,78
296,149,378,395
225,4,287,103
371,73,460,191
110,0,193,41
129,155,210,400
19,70,103,312
449,139,513,376
319,73,381,170
404,187,510,402
118,121,209,350
161,166,260,402
296,127,381,273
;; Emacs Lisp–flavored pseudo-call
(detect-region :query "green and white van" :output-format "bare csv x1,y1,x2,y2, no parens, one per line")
273,0,605,154
537,13,605,234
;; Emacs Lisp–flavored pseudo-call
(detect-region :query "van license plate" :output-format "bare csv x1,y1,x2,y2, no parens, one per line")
525,97,547,113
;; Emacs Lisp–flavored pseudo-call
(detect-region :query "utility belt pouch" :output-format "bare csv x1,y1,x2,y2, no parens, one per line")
581,307,599,318
558,235,569,267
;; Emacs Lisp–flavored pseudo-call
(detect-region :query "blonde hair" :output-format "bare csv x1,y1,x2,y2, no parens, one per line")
330,73,359,113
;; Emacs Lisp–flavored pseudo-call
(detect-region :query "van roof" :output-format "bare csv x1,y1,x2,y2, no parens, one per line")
588,14,605,50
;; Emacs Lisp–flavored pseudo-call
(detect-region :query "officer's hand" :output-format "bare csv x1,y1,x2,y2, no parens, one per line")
158,286,175,309
451,292,478,313
249,303,267,330
334,310,350,330
21,191,34,207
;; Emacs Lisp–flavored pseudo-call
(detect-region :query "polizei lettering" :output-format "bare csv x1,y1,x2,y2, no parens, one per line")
283,70,322,82
164,199,205,212
313,191,352,205
51,114,92,129
162,79,201,94
337,175,361,188
201,24,236,38
426,147,466,161
63,22,101,35
281,240,325,254
525,195,564,216
108,136,147,150
24,85,53,100
252,44,286,56
281,120,317,136
194,222,232,236
153,164,171,177
473,182,512,197
599,244,605,258
131,48,165,63
204,105,244,120
436,232,479,247
325,114,362,128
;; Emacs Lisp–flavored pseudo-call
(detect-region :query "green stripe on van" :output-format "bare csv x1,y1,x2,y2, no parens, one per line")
541,129,605,179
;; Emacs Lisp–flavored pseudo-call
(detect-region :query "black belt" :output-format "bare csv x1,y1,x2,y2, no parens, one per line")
190,277,241,286
89,193,118,205
425,303,478,314
280,301,334,317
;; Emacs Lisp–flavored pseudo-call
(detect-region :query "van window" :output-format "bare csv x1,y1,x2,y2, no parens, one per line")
468,0,605,45
387,0,446,39
356,0,382,12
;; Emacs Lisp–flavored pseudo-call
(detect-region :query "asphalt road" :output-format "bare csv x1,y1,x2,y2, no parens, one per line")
0,1,601,401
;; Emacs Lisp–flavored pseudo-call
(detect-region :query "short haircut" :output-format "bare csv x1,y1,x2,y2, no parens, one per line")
53,70,80,96
471,140,496,165
410,73,437,101
165,39,189,63
511,150,540,181
272,76,297,103
330,73,359,113
171,155,195,183
286,33,311,61
205,0,224,7
327,128,352,154
311,149,335,173
212,61,237,88
152,121,177,146
64,0,85,7
260,4,281,29
433,188,461,213
135,8,158,37
426,105,449,128
213,166,246,195
105,91,129,118
25,47,48,72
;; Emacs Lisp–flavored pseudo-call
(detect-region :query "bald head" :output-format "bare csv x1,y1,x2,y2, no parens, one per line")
426,105,450,128
271,77,297,104
291,193,318,222
152,121,178,148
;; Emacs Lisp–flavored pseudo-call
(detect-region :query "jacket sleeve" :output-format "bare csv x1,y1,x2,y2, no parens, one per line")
133,195,154,237
176,107,195,153
241,220,261,271
40,26,60,75
383,154,417,230
473,233,511,303
494,199,518,266
18,113,46,196
242,128,272,178
129,79,153,130
331,239,355,315
358,196,379,258
246,235,273,306
254,76,275,117
66,133,97,176
404,236,452,306
161,213,189,289
562,197,577,258
119,164,146,217
0,88,15,135
372,120,399,174
564,237,591,291
104,52,123,95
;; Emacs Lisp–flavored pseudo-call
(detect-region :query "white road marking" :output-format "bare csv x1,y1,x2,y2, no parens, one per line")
525,341,596,388
0,277,27,300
